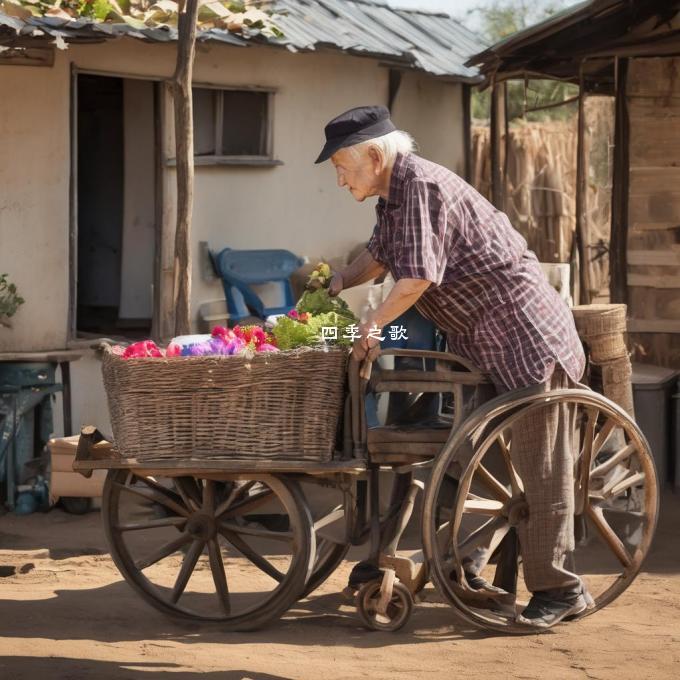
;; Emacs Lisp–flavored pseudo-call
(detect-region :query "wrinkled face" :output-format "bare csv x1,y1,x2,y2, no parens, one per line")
331,146,382,202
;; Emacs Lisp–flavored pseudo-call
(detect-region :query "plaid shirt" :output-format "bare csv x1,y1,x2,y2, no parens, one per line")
367,153,585,390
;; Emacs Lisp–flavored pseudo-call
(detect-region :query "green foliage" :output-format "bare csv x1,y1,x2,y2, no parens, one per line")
467,0,577,123
3,0,283,39
0,273,25,324
306,312,356,347
296,287,356,320
271,315,318,350
272,312,356,350
92,0,113,21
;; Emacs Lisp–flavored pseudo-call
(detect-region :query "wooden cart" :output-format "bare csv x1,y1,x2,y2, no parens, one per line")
74,349,659,633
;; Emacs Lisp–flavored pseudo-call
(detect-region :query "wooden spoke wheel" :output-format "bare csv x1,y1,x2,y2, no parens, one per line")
103,470,315,630
423,388,659,633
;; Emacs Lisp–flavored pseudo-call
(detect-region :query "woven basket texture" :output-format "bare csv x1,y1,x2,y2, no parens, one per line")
572,304,627,337
102,346,349,462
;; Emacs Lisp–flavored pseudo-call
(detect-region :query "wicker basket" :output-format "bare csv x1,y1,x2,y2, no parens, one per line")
101,345,349,462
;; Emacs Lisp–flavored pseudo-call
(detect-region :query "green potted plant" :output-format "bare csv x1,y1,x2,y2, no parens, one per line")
0,273,25,328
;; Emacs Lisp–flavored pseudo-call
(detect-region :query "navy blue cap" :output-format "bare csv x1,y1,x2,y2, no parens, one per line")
315,105,396,164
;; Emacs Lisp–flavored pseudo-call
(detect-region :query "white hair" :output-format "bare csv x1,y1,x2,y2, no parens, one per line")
348,129,417,164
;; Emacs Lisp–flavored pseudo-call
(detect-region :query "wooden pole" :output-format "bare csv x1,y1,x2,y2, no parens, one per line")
575,62,592,304
490,81,506,209
172,0,200,336
462,84,472,182
610,57,630,305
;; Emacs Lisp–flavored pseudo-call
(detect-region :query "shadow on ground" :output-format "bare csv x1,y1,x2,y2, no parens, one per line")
0,657,296,680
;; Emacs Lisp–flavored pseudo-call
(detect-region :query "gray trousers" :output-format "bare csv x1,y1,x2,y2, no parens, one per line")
463,369,581,593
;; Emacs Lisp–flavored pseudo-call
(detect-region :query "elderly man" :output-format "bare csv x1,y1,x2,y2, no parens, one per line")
315,105,587,628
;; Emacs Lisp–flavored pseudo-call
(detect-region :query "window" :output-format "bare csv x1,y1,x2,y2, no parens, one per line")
191,87,277,164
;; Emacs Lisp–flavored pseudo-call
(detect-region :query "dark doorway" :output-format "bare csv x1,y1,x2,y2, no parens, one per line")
76,74,155,338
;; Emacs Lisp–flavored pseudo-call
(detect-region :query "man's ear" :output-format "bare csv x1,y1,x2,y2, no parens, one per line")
367,145,384,175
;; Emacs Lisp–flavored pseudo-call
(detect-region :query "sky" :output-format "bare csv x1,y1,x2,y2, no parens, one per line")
384,0,581,33
385,0,500,31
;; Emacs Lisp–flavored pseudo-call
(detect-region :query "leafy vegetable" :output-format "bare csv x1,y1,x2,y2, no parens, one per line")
271,311,357,349
306,312,356,347
271,315,318,350
296,287,355,320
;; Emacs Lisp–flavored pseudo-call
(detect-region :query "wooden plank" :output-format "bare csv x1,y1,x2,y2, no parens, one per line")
629,286,680,319
628,274,680,288
629,167,680,194
628,330,680,367
628,319,680,334
628,96,680,166
629,98,680,118
627,58,680,97
72,457,367,476
631,221,680,232
627,250,680,266
629,194,680,223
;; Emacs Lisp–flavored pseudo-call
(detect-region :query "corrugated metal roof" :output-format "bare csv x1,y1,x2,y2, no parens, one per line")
0,0,483,80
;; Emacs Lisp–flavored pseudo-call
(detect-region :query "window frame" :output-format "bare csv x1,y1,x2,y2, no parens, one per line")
174,83,280,167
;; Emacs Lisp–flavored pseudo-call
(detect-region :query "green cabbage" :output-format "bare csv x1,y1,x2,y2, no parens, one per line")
272,311,358,349
296,288,356,320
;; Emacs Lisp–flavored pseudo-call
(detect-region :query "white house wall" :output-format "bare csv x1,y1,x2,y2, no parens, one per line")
0,37,465,435
0,62,70,352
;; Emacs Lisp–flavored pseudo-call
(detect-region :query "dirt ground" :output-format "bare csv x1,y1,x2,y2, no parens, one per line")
1,493,679,680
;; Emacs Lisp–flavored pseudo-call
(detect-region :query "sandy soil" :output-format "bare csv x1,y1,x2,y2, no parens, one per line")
1,493,679,680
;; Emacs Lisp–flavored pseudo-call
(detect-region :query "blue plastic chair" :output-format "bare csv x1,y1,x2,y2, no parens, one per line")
210,247,304,323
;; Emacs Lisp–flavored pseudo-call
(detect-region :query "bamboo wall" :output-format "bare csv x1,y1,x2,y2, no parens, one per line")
472,104,613,301
626,58,680,368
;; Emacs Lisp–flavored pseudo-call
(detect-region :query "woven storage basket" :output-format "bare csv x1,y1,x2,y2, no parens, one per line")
101,345,349,462
572,304,628,362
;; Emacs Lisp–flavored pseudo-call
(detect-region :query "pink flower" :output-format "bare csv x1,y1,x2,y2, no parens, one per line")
123,340,164,359
211,326,235,342
251,326,266,346
226,337,246,355
257,343,279,353
166,342,181,357
287,309,299,319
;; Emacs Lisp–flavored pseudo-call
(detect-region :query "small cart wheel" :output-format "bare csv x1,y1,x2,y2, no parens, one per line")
357,580,414,632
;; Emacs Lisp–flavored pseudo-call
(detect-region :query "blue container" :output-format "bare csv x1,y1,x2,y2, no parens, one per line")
0,362,55,387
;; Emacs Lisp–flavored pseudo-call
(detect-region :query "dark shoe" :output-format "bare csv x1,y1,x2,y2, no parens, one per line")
516,588,587,628
347,560,383,591
464,571,509,595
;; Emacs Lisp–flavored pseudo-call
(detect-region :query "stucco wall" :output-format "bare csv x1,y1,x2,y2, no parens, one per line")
0,37,466,432
0,62,70,351
392,72,464,174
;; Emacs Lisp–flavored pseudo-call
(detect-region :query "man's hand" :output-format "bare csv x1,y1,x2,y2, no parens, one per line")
328,271,344,297
351,318,383,362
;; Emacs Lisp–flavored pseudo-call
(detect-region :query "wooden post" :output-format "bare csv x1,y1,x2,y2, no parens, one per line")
172,0,200,336
462,84,472,182
575,63,592,304
610,57,630,305
490,81,506,209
